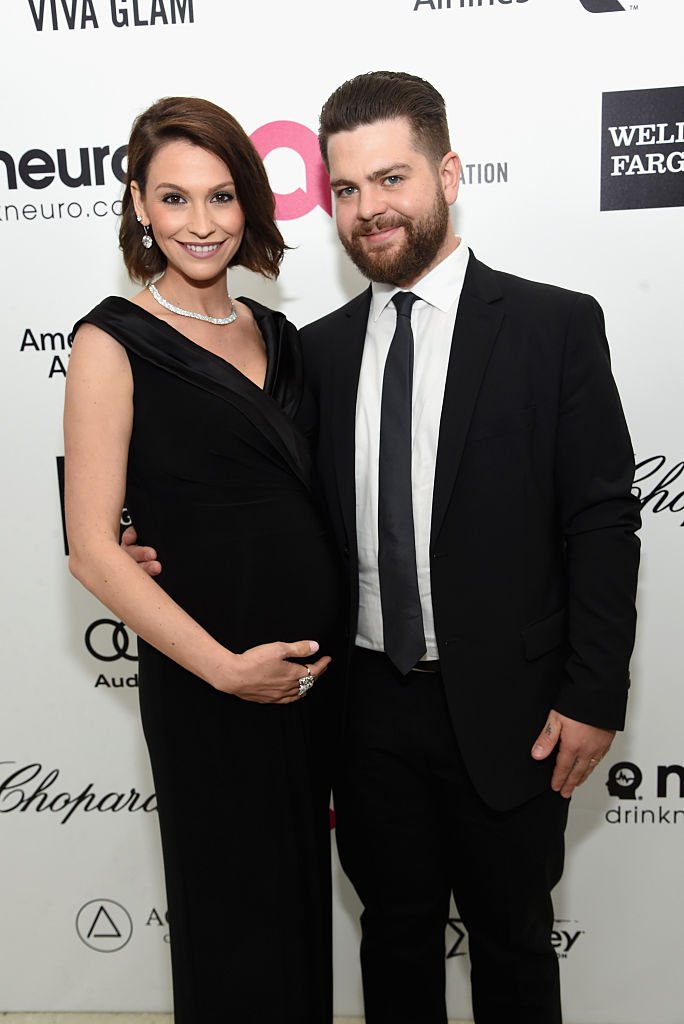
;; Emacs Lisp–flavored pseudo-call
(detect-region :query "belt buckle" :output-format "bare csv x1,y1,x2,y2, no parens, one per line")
411,660,440,674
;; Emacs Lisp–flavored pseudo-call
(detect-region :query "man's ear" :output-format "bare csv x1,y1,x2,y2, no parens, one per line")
440,151,461,206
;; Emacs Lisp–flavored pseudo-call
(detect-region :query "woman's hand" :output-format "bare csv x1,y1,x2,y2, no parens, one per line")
218,640,331,704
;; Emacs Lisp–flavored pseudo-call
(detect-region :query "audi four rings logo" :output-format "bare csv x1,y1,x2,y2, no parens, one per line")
85,619,138,662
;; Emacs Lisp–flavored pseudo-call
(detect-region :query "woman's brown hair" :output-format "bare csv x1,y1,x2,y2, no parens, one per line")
119,96,286,284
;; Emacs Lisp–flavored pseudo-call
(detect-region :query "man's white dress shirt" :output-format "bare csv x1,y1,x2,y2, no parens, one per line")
354,240,470,659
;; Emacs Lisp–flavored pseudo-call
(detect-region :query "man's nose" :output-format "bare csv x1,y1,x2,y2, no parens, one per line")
356,185,388,222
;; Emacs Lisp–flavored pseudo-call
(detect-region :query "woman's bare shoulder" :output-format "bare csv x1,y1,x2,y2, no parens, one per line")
69,320,132,383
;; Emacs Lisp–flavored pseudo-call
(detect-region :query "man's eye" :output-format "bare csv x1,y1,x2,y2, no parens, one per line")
384,175,402,186
336,187,356,198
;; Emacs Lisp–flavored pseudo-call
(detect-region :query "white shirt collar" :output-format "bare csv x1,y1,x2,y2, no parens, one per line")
369,238,470,322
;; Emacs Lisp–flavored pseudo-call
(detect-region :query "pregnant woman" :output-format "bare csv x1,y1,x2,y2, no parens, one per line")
64,96,342,1023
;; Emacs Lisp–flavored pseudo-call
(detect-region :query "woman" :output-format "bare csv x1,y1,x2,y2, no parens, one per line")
64,97,342,1023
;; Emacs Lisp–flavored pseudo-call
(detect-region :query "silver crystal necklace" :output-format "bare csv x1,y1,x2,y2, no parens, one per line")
148,283,238,326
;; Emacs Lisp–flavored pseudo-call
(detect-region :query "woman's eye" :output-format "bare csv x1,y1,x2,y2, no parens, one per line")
213,192,235,203
162,193,185,204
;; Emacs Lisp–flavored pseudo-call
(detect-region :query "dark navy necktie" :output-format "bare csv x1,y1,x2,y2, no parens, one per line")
378,291,426,675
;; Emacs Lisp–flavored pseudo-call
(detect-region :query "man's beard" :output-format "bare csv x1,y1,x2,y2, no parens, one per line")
339,186,450,285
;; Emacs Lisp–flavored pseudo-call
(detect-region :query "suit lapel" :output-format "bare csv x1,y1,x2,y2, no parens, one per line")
431,254,504,547
331,288,371,550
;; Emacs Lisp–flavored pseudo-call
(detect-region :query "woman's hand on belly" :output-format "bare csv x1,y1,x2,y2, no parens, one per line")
216,640,331,704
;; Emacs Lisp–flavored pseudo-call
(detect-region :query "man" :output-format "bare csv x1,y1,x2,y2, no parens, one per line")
299,72,639,1024
127,71,640,1023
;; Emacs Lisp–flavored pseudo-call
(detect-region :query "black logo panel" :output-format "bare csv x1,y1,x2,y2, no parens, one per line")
601,86,684,211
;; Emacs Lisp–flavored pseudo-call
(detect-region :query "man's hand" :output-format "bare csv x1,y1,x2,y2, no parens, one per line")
531,710,615,799
121,525,162,577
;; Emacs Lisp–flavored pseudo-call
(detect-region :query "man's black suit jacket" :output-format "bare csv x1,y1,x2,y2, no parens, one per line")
300,252,641,811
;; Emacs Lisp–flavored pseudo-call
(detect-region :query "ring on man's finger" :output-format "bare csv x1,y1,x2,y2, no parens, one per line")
589,758,599,765
298,669,315,697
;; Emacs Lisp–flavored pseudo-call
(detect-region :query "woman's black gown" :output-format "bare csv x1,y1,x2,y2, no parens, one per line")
75,296,343,1023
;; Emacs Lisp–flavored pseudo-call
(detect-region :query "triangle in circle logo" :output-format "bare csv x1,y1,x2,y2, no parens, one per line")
87,905,122,939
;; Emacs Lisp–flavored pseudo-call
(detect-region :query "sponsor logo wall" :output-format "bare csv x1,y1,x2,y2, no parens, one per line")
605,759,684,824
1,1,682,1022
601,86,684,211
25,0,196,32
580,0,625,11
76,900,134,953
446,916,586,959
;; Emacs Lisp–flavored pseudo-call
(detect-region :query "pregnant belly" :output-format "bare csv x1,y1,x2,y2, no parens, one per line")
157,502,344,656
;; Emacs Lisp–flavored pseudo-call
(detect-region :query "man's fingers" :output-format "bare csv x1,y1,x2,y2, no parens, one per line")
553,753,604,798
140,557,162,577
120,523,159,572
545,714,615,797
531,714,561,761
125,544,161,574
131,544,158,563
551,751,582,798
121,525,138,546
553,757,588,799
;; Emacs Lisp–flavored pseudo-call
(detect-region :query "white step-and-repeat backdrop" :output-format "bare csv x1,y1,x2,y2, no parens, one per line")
1,0,682,1020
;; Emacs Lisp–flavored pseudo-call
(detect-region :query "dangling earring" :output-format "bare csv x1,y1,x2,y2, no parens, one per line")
137,214,153,250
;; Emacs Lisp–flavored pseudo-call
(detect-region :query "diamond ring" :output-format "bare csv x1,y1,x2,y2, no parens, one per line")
298,670,315,697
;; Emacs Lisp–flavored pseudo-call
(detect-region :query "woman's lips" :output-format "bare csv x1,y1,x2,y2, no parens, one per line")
177,241,224,258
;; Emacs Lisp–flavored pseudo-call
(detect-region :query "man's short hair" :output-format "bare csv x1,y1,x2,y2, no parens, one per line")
318,71,452,170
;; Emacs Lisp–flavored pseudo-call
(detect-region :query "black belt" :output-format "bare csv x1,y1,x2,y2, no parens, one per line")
410,660,441,674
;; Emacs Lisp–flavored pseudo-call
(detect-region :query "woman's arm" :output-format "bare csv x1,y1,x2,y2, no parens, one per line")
64,324,327,703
